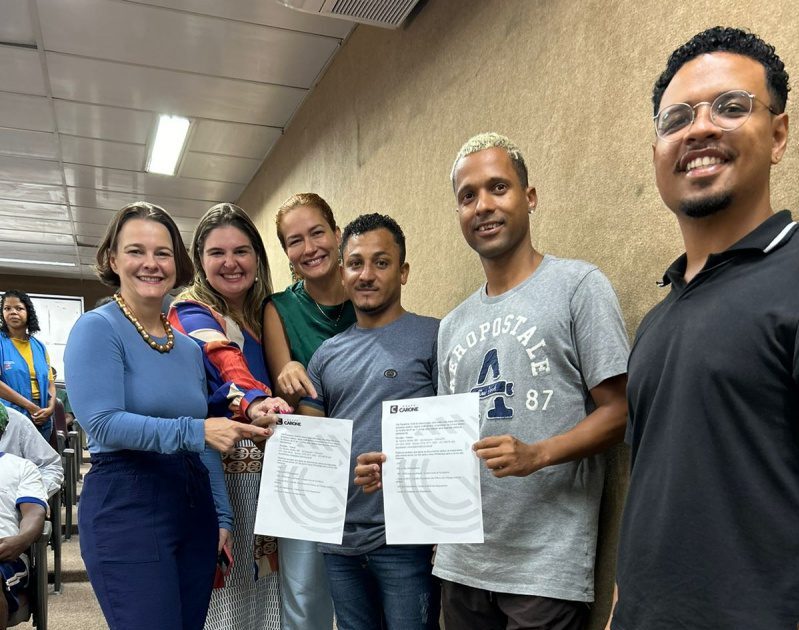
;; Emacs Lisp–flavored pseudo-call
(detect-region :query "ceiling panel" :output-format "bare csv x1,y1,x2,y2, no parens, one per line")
0,129,58,160
0,155,63,186
48,54,307,126
0,261,80,278
189,120,281,159
0,45,47,96
0,228,74,246
180,152,262,184
130,0,353,38
54,101,155,144
68,187,211,218
0,241,76,257
0,201,70,220
0,0,357,280
0,93,54,131
39,0,341,88
0,0,36,46
60,136,146,171
0,182,66,204
64,165,242,201
1,216,72,234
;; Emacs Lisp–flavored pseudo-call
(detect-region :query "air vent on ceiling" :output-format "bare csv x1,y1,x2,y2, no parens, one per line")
278,0,422,29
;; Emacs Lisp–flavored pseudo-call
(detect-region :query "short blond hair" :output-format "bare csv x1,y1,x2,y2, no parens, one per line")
450,132,528,190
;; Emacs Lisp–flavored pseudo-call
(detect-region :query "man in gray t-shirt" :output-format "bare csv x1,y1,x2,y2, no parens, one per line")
434,133,629,630
299,213,440,630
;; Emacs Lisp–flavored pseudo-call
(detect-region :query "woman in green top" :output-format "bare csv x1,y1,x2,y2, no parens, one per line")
262,192,355,630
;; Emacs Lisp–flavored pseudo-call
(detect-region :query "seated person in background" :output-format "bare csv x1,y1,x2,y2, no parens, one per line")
0,451,48,630
0,404,63,498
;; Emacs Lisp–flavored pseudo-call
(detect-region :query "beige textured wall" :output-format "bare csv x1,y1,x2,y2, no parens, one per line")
239,1,799,626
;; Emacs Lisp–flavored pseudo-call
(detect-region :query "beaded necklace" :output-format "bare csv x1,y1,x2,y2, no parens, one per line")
113,293,175,353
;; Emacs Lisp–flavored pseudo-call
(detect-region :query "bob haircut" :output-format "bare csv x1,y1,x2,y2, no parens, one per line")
95,201,193,289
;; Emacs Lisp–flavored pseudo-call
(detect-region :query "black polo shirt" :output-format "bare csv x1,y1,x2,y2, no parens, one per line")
614,210,799,630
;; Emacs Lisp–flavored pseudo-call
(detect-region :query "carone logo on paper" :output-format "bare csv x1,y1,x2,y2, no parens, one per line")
389,404,418,414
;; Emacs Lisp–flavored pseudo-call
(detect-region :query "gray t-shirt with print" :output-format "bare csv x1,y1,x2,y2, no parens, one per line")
432,255,629,601
304,312,439,556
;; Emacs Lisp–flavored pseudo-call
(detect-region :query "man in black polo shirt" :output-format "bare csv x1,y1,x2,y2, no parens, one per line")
608,27,798,630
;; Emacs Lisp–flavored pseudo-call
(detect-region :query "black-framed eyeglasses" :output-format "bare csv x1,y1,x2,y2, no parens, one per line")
654,89,778,142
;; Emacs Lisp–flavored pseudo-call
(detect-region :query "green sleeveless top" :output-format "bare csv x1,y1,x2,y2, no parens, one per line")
268,281,357,367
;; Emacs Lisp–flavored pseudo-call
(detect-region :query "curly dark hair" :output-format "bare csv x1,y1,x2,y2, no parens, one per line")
1,289,40,335
341,213,406,264
653,26,790,115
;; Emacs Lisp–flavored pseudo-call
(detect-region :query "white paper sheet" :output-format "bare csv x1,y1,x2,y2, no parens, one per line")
381,393,484,544
254,414,353,544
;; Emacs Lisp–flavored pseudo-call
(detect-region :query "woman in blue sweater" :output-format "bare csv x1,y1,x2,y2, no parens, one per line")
65,202,272,630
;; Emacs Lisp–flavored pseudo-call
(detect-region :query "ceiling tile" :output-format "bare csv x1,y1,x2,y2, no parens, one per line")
0,0,36,46
189,120,281,159
39,0,341,88
71,205,117,226
0,201,69,220
180,152,261,184
64,165,242,202
0,93,54,131
130,0,353,38
0,45,46,95
0,155,62,186
0,182,65,204
0,241,76,257
0,216,72,234
68,187,211,218
60,136,146,171
0,228,73,246
0,129,58,160
54,101,155,144
47,53,307,126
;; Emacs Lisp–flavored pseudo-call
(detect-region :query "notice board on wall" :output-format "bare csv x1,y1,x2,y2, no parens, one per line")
28,293,84,383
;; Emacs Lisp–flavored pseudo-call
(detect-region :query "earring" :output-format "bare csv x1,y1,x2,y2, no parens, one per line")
338,250,343,266
289,262,299,283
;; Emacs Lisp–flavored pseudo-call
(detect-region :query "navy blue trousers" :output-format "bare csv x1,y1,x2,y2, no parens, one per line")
79,450,218,630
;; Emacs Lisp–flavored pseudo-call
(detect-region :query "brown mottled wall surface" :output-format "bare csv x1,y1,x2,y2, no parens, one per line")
239,1,798,626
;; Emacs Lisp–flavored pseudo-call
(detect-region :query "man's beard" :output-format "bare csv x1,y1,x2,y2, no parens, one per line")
680,192,733,218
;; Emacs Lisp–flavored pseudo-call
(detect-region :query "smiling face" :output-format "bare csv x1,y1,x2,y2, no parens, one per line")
200,225,258,309
279,205,341,282
2,297,28,334
341,228,408,321
653,52,788,219
453,147,537,264
109,218,176,307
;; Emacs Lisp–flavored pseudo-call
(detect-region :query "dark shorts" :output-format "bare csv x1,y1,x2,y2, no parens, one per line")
441,579,590,630
1,555,30,615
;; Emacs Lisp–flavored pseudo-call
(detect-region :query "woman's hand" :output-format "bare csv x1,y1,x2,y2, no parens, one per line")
24,400,42,419
277,361,318,399
32,403,55,423
218,528,231,554
246,397,292,424
204,417,271,453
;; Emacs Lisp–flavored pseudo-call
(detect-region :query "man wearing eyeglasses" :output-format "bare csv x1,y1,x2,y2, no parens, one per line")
608,27,797,630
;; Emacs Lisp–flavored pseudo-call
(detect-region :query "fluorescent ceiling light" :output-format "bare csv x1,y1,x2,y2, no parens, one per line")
0,257,76,267
146,115,190,176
